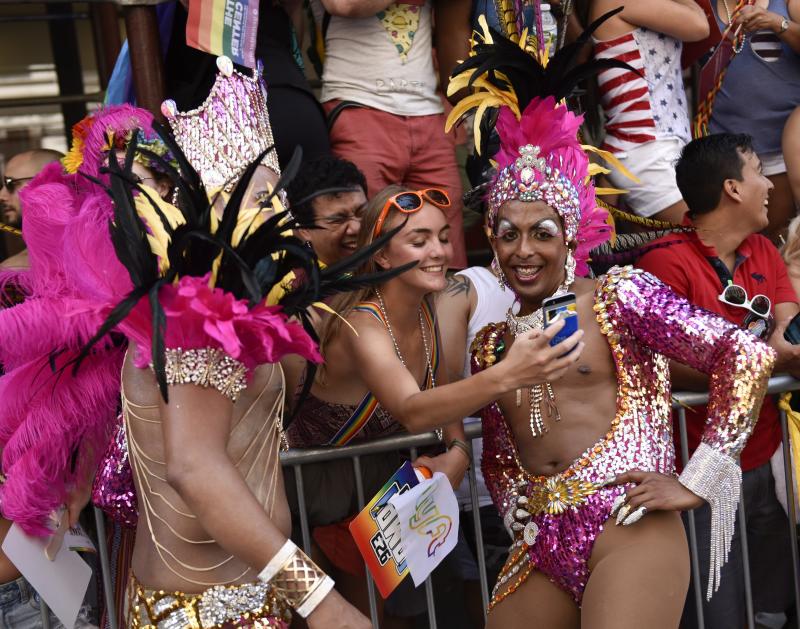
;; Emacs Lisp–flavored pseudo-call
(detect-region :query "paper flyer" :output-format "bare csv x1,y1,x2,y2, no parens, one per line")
348,461,421,598
388,472,459,587
2,523,92,629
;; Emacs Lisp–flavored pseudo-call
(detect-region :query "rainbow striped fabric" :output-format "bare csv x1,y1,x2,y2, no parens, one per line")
186,0,259,68
327,299,439,447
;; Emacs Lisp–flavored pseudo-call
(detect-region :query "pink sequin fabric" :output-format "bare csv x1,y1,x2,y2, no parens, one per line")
473,266,774,606
91,414,138,528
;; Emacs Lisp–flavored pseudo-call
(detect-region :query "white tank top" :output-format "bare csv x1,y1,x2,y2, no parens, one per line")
454,267,516,510
457,266,516,379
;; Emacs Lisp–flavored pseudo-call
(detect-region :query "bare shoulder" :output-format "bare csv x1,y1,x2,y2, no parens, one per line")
572,276,599,302
436,273,474,307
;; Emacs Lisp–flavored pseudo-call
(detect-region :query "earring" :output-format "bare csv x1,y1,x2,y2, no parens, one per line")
564,249,576,288
492,254,508,291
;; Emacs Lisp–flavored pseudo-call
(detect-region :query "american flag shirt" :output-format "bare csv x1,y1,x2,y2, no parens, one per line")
593,28,691,154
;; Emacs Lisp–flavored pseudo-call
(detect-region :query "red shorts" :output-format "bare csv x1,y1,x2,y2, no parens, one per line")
324,100,467,269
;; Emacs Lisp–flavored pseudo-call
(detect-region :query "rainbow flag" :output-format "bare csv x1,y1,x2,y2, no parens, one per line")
186,0,259,69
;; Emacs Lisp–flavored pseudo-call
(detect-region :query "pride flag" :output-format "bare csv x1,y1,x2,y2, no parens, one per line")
186,0,259,69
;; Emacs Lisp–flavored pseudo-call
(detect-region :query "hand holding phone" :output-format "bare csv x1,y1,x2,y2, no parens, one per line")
542,292,579,349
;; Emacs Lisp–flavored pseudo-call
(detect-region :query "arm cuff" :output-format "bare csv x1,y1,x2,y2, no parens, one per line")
678,442,742,600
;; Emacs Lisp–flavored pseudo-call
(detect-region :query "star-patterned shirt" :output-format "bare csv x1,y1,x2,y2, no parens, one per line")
593,28,691,153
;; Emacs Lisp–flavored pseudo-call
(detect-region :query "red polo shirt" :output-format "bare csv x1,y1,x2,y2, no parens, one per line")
637,228,796,471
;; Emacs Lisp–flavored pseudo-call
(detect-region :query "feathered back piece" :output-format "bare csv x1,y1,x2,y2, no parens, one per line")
77,124,410,401
446,9,634,276
0,106,155,536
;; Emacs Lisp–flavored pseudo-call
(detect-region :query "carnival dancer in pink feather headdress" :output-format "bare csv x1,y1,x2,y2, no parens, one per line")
0,53,417,628
448,13,776,629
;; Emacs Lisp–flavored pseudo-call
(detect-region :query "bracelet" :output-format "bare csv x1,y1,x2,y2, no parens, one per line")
258,540,335,618
448,438,472,463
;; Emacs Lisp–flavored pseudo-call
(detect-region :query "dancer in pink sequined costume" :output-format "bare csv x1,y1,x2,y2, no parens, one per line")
447,15,776,628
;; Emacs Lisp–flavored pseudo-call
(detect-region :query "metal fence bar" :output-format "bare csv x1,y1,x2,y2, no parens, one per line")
424,576,437,629
778,407,800,613
736,495,755,629
409,446,439,629
678,406,706,629
94,507,118,629
292,465,312,554
467,442,490,617
353,455,381,628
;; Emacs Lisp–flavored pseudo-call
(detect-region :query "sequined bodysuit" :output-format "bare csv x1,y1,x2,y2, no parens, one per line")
472,267,774,607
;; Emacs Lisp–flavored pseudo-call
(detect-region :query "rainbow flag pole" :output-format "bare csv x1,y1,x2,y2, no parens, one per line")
186,0,260,69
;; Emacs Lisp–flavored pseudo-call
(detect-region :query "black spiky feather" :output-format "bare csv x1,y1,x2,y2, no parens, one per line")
452,8,637,200
76,126,411,400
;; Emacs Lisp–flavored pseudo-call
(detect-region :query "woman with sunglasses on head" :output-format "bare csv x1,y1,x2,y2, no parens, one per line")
443,19,778,628
283,183,584,621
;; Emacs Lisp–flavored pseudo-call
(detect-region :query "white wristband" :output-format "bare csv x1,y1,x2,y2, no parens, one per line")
257,539,297,584
257,539,335,618
296,575,335,618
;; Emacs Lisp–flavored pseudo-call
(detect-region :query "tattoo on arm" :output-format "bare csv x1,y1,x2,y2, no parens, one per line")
444,275,471,297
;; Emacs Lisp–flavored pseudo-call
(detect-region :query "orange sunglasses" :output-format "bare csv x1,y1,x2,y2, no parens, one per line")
372,188,451,238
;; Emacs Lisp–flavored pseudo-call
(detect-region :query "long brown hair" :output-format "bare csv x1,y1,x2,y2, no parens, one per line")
316,184,413,381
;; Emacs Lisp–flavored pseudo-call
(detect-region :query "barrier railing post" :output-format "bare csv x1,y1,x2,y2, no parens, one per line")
736,495,755,629
94,507,118,629
467,442,490,617
410,446,438,629
778,407,800,612
292,465,312,554
353,455,381,628
678,406,705,629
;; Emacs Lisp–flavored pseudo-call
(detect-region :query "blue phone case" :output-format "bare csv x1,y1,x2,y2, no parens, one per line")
544,300,578,348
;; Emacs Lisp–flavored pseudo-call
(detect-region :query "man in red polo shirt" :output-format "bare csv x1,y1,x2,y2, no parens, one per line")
638,133,799,629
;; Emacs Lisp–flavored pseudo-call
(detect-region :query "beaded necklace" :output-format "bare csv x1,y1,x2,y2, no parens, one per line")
722,0,746,53
374,288,442,440
504,280,571,439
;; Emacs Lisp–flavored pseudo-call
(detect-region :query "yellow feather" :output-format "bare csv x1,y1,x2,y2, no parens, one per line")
595,186,629,196
473,99,496,154
447,72,474,97
312,301,359,336
133,185,186,275
477,14,493,42
587,163,610,176
447,93,518,134
583,145,640,183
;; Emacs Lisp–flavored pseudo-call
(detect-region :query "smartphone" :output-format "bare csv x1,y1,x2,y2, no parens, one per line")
784,312,800,344
542,292,579,349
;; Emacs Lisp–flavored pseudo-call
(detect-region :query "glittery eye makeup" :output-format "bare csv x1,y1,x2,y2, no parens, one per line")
496,219,516,238
536,219,560,237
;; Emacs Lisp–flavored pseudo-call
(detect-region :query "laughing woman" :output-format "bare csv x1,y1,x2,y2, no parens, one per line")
283,184,584,620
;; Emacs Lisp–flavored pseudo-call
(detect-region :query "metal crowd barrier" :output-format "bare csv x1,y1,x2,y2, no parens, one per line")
85,376,800,629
